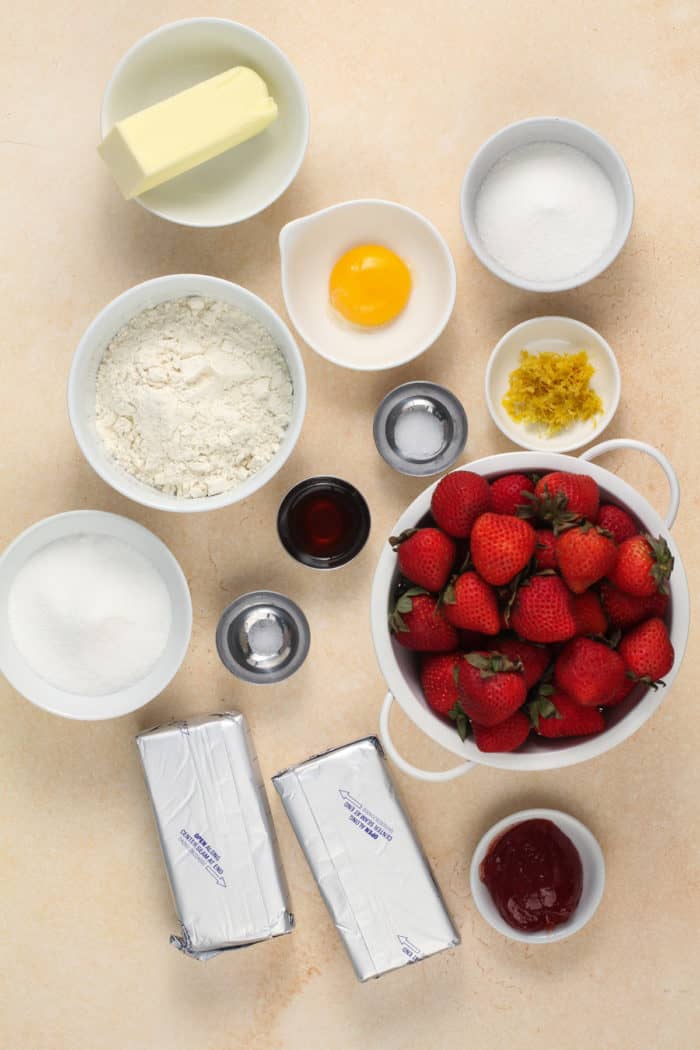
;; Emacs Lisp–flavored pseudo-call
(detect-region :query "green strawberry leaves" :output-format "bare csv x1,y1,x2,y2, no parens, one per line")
464,652,523,678
647,533,674,594
527,689,562,729
448,701,472,741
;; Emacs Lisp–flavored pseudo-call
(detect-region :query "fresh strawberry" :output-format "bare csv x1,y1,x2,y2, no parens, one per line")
390,590,457,652
609,534,674,597
442,572,500,634
472,710,530,752
520,471,599,531
430,470,491,538
554,636,627,706
596,504,638,544
470,513,536,585
534,529,557,570
495,637,551,689
528,688,605,738
599,581,668,629
618,617,674,684
555,522,617,593
572,590,608,637
489,474,536,516
510,574,577,643
457,652,527,727
420,653,461,716
390,527,456,592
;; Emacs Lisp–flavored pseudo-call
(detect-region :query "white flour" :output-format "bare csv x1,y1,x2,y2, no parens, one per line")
95,296,293,498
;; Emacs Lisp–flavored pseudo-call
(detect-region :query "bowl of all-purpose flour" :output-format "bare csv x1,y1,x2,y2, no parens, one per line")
0,511,192,719
68,274,307,512
461,117,634,292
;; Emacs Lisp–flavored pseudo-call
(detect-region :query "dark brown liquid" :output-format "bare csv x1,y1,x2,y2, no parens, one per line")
278,478,370,568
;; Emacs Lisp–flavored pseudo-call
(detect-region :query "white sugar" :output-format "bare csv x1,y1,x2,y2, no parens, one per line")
475,142,618,283
393,410,446,461
248,617,284,657
8,534,172,696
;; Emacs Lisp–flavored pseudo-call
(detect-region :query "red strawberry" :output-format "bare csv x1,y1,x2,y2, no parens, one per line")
521,471,599,531
609,534,674,597
457,652,527,727
510,574,577,643
442,572,500,634
430,470,491,538
470,513,536,585
599,581,668,629
554,637,627,706
390,527,456,592
528,688,605,738
489,474,536,516
420,653,461,716
619,617,674,684
472,710,530,752
534,529,557,570
555,523,617,593
496,637,551,689
390,590,458,652
572,590,608,637
596,504,638,544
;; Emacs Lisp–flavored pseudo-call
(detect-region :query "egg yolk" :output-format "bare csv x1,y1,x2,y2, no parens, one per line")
329,245,411,327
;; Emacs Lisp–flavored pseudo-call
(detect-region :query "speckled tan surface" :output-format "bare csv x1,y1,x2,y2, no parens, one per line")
2,2,699,1047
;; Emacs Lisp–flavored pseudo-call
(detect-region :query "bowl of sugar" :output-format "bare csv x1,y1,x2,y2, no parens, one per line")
461,116,634,293
0,511,192,719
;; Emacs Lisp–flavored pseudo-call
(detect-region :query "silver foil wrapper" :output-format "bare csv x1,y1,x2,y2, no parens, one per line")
273,736,459,981
137,712,293,960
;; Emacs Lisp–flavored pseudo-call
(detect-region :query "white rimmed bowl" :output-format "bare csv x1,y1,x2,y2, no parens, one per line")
470,809,605,943
460,116,634,292
0,511,192,720
372,439,688,780
100,18,309,227
279,200,456,371
485,316,621,452
68,274,307,514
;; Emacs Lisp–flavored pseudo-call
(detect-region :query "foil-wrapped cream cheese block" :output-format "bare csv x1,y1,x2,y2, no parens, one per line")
272,736,459,980
137,712,293,959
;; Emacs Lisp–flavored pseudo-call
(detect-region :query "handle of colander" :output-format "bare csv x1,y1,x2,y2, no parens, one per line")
379,693,474,781
580,438,680,529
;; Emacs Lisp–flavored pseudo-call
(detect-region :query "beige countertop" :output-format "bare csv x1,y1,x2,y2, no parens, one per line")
2,2,699,1047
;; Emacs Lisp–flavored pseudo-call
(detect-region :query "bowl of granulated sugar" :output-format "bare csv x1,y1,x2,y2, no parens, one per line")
0,510,192,719
461,117,634,292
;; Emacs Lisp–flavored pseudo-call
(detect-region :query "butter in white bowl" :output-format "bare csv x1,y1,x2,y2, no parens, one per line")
99,66,277,199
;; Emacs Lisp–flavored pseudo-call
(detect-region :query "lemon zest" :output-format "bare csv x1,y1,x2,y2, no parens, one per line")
502,349,603,436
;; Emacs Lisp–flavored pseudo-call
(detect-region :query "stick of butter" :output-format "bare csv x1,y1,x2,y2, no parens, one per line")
99,66,278,199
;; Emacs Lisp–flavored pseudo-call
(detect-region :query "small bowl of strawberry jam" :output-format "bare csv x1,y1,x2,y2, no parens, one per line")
470,808,605,943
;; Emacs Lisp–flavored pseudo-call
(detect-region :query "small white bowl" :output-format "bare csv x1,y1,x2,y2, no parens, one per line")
0,511,192,720
485,316,621,453
461,116,634,292
68,274,307,513
100,18,309,227
279,199,456,371
470,808,605,944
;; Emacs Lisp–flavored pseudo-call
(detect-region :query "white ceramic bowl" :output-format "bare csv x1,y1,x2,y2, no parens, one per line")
68,274,307,513
100,18,309,227
0,511,192,720
279,200,456,371
485,316,621,452
461,116,634,292
373,439,688,780
470,809,605,943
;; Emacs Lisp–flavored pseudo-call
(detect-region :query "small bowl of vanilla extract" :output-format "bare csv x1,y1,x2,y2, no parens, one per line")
277,476,371,569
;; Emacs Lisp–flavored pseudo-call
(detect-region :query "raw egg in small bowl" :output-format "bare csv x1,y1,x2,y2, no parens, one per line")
279,199,456,371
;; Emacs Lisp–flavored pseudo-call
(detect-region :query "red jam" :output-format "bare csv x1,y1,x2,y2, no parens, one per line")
480,818,583,933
